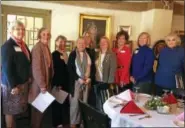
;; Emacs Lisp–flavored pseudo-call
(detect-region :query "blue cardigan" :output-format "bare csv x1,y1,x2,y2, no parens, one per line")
131,45,155,83
155,47,185,89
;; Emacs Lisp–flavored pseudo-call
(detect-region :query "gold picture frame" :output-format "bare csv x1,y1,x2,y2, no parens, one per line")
118,25,131,36
55,40,74,53
79,13,111,48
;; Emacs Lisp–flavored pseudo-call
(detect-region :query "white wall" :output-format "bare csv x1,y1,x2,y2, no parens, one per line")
151,9,173,44
172,14,184,32
2,1,142,52
140,9,173,47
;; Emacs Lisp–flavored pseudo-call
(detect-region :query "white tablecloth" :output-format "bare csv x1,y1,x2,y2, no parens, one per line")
103,93,183,127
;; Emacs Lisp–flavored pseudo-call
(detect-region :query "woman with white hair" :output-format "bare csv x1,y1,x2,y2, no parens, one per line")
1,20,31,128
68,37,91,128
155,33,185,96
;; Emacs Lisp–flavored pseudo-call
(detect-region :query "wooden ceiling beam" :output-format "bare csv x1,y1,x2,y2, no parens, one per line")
48,1,149,12
44,0,184,15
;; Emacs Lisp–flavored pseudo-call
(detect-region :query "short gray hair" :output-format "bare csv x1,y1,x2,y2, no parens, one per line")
55,35,67,43
9,20,25,32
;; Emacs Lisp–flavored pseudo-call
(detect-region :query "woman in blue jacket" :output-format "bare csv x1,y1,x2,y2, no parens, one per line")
155,33,184,96
130,32,155,94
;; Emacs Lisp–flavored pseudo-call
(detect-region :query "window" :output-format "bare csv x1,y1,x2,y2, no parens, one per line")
2,5,51,50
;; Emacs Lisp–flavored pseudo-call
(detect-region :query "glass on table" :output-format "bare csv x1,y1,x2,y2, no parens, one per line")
162,89,169,99
133,86,140,102
177,95,184,108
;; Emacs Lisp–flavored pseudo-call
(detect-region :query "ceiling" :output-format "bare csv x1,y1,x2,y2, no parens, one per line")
46,0,184,15
175,1,184,6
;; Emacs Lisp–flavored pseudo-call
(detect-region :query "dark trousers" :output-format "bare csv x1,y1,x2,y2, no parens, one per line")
31,105,52,128
133,82,153,95
88,86,96,108
118,83,133,93
155,85,172,96
52,96,70,127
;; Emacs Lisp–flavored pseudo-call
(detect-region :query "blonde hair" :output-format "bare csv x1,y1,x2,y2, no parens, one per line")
75,37,85,47
137,32,151,46
83,31,93,48
165,33,181,47
99,36,111,52
9,20,25,32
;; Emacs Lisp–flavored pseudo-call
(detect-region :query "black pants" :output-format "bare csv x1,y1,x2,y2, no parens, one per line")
52,96,70,127
133,82,153,95
155,85,172,96
118,83,133,93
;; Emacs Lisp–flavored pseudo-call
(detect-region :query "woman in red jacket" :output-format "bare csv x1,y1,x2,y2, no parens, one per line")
113,30,132,92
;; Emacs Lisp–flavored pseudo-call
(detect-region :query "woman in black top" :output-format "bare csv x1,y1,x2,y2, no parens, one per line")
83,32,96,107
51,35,70,128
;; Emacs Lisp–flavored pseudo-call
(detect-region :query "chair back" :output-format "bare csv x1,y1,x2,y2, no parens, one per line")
79,100,110,128
173,73,185,99
94,83,119,111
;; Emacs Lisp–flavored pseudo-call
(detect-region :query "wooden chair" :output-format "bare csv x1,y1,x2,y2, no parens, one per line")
79,100,111,128
173,73,185,100
93,83,119,111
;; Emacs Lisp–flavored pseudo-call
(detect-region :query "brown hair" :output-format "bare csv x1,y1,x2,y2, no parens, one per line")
165,33,181,47
116,30,129,41
37,27,51,40
55,35,67,43
99,36,111,52
55,35,67,49
137,32,151,47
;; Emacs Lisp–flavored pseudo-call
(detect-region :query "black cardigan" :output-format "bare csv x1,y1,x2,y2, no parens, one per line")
1,38,31,88
67,50,80,96
68,49,95,96
86,48,96,85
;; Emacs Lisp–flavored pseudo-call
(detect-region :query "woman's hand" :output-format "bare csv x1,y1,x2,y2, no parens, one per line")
78,78,85,85
84,78,91,85
130,76,136,84
40,87,47,93
11,87,20,95
56,86,62,91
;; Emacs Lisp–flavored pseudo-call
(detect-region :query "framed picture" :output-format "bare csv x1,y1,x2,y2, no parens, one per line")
66,40,74,51
118,25,131,36
54,40,74,55
79,13,111,48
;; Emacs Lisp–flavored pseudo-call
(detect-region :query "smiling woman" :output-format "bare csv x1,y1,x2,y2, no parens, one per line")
29,27,54,128
155,33,185,96
1,20,31,128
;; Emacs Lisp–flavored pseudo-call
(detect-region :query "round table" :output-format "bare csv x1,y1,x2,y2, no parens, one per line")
103,93,183,127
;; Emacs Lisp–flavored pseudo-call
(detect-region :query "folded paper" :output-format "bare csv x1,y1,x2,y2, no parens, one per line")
31,92,55,113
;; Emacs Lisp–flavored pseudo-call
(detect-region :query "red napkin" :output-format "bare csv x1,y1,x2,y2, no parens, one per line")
162,93,177,104
120,100,145,114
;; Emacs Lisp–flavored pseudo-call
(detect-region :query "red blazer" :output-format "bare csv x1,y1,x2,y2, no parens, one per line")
113,46,132,86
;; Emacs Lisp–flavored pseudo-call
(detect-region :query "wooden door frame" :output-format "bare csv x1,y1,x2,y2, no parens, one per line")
1,5,51,47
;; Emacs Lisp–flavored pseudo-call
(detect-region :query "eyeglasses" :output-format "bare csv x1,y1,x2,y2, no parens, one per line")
13,27,25,32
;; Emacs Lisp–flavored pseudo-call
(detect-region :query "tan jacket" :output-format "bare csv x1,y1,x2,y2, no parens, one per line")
28,42,54,103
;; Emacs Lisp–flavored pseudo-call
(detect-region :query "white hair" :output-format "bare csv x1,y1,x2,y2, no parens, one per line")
9,20,25,32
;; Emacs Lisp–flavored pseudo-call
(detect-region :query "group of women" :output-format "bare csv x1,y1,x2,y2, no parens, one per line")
1,20,184,128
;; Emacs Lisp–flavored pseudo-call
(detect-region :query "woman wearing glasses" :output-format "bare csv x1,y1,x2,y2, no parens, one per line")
1,20,31,128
